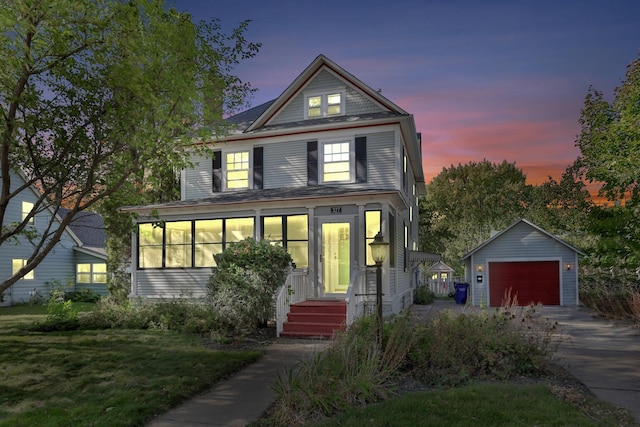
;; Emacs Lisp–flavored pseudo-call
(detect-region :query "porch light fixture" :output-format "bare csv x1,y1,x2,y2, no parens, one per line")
565,262,572,271
476,264,484,272
369,232,388,349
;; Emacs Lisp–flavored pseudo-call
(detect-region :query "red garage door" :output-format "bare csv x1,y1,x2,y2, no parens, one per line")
489,261,560,306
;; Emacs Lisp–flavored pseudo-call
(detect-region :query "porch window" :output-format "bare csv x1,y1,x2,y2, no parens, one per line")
138,223,163,268
12,259,34,280
261,214,308,268
77,263,107,284
226,151,250,189
322,142,351,182
165,221,192,268
195,219,223,267
138,217,255,269
365,210,381,266
22,201,34,224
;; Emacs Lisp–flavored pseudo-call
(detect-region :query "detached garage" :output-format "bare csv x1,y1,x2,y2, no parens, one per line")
462,219,583,307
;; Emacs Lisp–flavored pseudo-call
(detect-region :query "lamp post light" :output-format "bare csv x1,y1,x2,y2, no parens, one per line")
369,231,388,349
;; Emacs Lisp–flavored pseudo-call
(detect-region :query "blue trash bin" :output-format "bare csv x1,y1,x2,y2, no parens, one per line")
454,283,469,304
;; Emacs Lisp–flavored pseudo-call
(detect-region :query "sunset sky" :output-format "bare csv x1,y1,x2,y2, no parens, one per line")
174,0,640,186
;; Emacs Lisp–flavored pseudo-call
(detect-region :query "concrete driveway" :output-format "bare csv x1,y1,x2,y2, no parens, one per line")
540,305,640,423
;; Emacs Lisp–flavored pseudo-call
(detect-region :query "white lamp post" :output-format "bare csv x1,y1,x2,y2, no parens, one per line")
369,231,388,349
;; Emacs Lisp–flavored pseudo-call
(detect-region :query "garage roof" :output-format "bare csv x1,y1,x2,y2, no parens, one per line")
461,218,585,260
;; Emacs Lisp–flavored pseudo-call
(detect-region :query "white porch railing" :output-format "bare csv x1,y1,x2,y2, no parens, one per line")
275,270,309,337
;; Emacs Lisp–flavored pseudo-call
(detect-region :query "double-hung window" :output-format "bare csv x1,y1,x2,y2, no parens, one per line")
77,263,107,284
322,141,351,182
12,259,34,280
305,91,344,119
226,151,250,189
22,201,34,225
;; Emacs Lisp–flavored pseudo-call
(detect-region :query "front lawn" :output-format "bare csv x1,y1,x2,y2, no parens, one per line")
0,306,260,426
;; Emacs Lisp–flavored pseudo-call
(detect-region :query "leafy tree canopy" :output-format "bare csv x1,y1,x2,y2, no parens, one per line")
0,0,260,293
576,53,640,203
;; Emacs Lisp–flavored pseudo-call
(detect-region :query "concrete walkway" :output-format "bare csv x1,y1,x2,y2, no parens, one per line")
147,339,329,427
148,300,640,426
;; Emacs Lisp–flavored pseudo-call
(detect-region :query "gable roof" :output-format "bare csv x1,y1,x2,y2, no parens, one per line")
462,219,585,260
59,208,107,258
246,54,408,132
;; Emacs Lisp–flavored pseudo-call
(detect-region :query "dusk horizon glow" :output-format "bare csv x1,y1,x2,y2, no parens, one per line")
175,0,640,191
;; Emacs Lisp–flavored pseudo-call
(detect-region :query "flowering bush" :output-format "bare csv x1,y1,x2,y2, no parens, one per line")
207,238,292,336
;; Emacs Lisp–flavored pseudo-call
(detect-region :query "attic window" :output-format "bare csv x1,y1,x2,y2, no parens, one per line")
305,91,344,119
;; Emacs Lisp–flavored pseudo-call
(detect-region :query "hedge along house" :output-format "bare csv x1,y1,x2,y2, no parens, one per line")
462,219,584,307
123,55,428,337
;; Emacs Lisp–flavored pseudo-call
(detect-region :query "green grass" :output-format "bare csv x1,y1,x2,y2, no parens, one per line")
311,383,633,427
0,307,260,426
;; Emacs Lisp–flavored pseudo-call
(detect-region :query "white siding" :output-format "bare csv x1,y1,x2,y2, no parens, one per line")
365,131,396,189
270,69,385,125
263,140,307,189
135,269,211,298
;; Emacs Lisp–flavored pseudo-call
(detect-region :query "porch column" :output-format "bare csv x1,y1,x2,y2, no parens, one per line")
307,206,316,298
255,208,262,241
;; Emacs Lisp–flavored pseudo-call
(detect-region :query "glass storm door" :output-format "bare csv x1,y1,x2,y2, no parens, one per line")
321,222,351,295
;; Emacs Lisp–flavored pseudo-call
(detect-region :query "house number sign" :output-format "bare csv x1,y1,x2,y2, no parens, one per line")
331,207,342,214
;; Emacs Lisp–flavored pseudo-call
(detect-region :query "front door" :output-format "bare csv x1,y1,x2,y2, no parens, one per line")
320,222,351,295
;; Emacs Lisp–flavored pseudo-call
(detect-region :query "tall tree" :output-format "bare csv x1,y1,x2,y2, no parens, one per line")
420,160,527,266
523,161,593,236
576,53,640,202
0,0,260,294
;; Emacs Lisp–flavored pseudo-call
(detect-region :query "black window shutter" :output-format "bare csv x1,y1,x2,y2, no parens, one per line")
253,147,263,189
212,150,222,192
355,136,367,183
307,141,317,186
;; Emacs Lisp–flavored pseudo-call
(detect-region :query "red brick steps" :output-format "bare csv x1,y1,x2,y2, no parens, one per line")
280,299,346,339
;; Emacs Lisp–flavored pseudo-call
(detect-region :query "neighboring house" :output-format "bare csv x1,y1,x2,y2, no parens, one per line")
59,209,109,297
0,169,108,306
123,54,430,337
462,219,584,307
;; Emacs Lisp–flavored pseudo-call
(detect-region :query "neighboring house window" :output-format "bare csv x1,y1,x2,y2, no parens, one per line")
262,214,309,268
365,210,381,266
77,263,107,284
305,91,344,119
22,201,34,225
138,218,255,269
402,149,407,191
12,259,34,280
322,141,351,182
226,151,250,189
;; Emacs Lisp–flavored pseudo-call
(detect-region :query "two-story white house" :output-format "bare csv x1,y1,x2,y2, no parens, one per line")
124,55,428,337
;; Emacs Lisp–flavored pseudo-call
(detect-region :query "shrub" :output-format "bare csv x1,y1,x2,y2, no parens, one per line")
407,305,556,386
207,238,292,336
79,297,218,334
413,286,435,305
30,290,80,331
269,314,415,426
